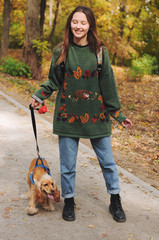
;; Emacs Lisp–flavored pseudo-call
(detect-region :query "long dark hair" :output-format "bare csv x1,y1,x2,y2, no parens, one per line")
57,6,104,65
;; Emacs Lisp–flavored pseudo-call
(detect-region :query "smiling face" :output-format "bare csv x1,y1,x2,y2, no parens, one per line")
71,12,90,45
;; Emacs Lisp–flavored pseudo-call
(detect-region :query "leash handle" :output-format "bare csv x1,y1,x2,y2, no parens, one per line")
29,104,40,158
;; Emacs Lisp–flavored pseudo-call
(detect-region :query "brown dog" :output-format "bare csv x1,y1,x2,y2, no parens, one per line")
26,158,60,215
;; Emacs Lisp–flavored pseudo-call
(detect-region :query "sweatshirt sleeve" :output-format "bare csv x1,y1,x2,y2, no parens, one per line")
32,46,63,103
99,47,126,123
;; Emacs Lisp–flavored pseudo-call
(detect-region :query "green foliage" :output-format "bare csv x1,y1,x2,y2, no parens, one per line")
32,39,50,65
9,22,25,48
0,57,32,78
132,54,158,75
126,54,158,81
32,39,49,55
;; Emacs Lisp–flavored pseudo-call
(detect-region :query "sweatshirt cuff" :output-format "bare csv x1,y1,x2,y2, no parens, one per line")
110,111,126,123
32,94,43,104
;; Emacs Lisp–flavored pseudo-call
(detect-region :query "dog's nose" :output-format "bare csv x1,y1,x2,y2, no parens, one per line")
51,189,54,194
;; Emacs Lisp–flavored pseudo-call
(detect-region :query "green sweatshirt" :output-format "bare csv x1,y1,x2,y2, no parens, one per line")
32,43,126,138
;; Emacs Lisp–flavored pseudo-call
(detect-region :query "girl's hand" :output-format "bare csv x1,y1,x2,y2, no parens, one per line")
121,119,132,129
30,98,40,108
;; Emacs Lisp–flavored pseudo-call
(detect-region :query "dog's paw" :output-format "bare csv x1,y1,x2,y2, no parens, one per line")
43,204,55,211
20,192,29,199
27,206,39,215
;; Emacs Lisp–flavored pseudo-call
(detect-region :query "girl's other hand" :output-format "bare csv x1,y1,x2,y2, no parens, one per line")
121,119,132,129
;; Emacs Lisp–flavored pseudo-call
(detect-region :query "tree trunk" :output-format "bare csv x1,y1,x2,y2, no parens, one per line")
49,0,53,27
112,52,117,65
0,0,11,58
22,0,42,80
40,0,46,37
48,0,60,47
119,1,126,39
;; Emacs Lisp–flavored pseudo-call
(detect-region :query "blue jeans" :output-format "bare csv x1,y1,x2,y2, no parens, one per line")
59,136,120,198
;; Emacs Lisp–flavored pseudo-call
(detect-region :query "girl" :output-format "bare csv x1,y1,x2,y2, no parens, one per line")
31,6,132,222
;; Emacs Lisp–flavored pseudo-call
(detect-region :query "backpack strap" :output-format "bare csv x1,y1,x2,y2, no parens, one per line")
60,61,65,85
59,42,65,84
97,46,103,73
59,42,65,67
96,46,103,94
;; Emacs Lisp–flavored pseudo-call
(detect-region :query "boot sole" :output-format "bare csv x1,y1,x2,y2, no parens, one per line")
109,206,126,223
62,214,75,221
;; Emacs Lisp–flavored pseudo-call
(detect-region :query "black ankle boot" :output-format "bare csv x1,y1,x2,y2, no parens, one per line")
109,194,126,222
62,197,75,221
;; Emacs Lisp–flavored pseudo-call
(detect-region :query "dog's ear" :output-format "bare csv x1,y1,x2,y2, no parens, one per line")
34,178,41,188
54,185,60,202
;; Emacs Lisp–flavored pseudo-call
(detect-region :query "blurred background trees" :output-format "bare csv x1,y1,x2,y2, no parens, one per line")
0,0,11,58
0,0,158,79
22,0,42,80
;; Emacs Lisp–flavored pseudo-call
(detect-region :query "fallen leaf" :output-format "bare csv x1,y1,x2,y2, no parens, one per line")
121,176,133,184
89,157,98,161
43,134,51,138
81,163,88,167
91,192,97,196
88,225,94,228
10,198,20,201
5,207,12,212
37,120,42,124
3,215,10,218
102,233,108,237
76,207,81,210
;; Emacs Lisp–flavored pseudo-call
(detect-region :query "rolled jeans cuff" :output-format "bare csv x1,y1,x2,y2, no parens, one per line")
62,193,76,199
107,189,120,195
